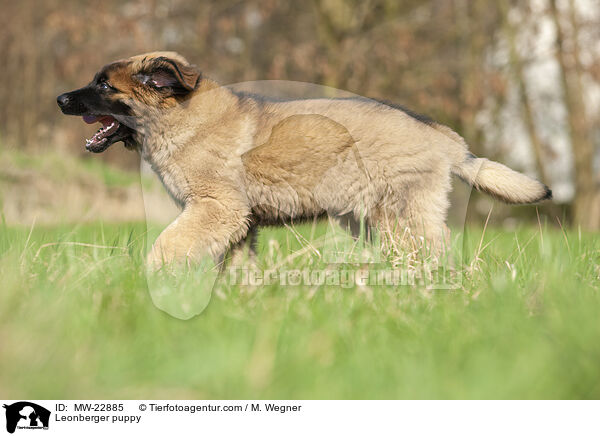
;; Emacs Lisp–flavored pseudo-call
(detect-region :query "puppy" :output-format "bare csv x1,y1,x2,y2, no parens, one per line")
57,52,551,267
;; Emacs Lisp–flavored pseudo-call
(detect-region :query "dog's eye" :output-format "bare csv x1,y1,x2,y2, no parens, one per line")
98,81,111,91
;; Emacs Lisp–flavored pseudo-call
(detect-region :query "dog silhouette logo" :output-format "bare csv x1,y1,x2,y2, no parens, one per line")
2,402,50,433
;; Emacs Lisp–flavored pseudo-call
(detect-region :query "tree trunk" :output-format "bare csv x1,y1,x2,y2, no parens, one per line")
500,0,549,184
549,0,598,230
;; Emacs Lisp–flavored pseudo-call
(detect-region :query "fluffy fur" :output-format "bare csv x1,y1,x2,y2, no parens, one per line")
57,52,552,267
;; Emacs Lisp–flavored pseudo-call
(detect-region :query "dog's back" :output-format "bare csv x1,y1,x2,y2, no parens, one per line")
240,95,550,252
57,51,551,265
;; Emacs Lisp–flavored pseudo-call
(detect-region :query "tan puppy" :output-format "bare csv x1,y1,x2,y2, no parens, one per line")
57,52,552,267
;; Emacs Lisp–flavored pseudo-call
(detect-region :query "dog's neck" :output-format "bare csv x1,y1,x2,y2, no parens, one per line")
134,78,239,161
131,78,257,209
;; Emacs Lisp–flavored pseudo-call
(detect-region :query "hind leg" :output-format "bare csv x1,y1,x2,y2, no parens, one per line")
409,185,451,255
369,178,451,258
369,205,449,259
226,226,258,268
368,203,427,258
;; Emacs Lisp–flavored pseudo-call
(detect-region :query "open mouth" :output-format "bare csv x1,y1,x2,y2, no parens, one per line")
83,115,131,153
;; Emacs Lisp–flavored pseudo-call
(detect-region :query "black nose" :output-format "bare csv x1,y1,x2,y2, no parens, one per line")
57,93,70,108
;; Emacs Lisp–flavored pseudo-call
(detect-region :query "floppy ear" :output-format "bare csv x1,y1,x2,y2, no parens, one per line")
137,56,201,94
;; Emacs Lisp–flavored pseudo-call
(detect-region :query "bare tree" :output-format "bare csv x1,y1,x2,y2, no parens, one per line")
549,0,598,230
500,0,549,184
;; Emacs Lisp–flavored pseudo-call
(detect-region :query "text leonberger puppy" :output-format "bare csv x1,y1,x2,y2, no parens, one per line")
57,52,551,268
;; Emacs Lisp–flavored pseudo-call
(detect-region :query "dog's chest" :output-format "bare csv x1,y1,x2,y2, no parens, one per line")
142,148,190,209
155,164,189,209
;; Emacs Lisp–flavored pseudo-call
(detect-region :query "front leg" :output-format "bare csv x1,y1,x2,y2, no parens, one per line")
148,197,250,269
226,226,258,268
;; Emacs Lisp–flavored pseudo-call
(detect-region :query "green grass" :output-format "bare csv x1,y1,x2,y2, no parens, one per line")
0,146,145,188
0,219,598,399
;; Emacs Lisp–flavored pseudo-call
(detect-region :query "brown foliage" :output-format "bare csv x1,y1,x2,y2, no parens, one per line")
0,0,597,227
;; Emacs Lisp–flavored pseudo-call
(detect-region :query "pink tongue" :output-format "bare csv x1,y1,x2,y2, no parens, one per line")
83,115,98,124
83,115,115,126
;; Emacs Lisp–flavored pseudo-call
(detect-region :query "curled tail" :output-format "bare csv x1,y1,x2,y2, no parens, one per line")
452,153,552,204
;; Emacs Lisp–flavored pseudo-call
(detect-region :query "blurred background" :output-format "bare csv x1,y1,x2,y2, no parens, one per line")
0,0,598,229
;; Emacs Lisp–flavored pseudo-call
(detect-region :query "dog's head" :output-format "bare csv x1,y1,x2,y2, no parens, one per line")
56,52,201,152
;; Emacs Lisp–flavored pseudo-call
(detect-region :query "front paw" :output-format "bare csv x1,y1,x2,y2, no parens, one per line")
146,240,181,270
146,240,219,271
146,248,165,271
